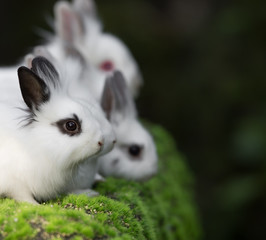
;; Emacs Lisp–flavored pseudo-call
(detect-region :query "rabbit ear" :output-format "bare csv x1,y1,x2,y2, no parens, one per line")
24,54,34,68
101,71,136,122
31,56,60,89
101,76,115,121
17,66,50,111
111,71,136,115
54,1,84,45
113,71,134,108
72,0,98,19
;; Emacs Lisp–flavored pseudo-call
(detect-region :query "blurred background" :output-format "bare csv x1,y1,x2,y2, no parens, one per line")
0,0,265,239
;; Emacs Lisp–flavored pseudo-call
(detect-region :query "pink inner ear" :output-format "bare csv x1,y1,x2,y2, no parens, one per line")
61,8,75,43
58,3,83,44
100,60,114,71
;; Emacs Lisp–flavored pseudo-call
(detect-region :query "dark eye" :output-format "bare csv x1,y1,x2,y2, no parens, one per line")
100,60,114,71
55,114,82,136
128,144,143,158
65,120,78,132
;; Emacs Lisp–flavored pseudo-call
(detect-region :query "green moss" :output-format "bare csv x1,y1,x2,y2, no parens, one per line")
0,123,202,240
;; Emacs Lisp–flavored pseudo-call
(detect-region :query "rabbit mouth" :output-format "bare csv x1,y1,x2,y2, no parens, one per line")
96,139,116,157
81,138,115,161
90,141,107,158
75,143,102,162
88,146,103,159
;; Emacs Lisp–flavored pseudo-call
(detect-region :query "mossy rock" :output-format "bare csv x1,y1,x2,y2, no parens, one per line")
0,123,202,240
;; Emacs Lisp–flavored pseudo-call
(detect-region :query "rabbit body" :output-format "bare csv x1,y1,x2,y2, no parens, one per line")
0,57,115,203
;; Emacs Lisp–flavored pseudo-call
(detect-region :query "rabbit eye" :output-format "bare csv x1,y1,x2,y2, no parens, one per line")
65,120,78,132
54,114,82,136
128,144,143,159
100,60,114,71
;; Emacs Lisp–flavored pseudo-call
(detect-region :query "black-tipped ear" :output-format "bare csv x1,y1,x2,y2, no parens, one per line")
31,57,59,89
101,77,114,120
111,71,131,111
111,71,136,115
101,71,136,121
18,66,50,111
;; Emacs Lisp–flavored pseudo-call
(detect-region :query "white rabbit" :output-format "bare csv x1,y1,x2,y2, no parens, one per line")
47,0,143,98
27,46,158,181
98,71,158,180
0,56,116,204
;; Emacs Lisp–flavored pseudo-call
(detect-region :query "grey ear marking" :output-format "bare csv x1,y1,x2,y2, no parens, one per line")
101,77,114,120
112,71,130,109
111,70,136,113
18,66,50,111
31,56,59,89
101,70,136,121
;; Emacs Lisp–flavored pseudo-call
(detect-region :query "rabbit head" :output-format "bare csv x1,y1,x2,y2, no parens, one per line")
53,0,143,97
17,56,115,200
98,71,158,181
24,55,116,158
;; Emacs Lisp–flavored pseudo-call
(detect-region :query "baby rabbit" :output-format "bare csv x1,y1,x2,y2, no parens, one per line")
0,56,115,204
28,46,158,181
48,0,143,97
98,71,158,180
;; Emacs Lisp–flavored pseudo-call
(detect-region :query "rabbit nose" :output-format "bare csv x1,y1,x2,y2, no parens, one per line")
98,141,103,147
113,140,117,145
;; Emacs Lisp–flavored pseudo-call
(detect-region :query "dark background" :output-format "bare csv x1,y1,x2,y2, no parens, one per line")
0,1,265,239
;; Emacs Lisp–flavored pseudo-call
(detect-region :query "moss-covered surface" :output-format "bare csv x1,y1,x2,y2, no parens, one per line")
0,123,202,240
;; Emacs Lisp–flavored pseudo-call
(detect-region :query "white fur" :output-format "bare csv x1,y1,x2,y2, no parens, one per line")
27,47,158,181
51,0,143,97
44,40,107,102
25,0,158,182
97,71,158,180
98,117,158,181
0,57,115,203
0,66,22,103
